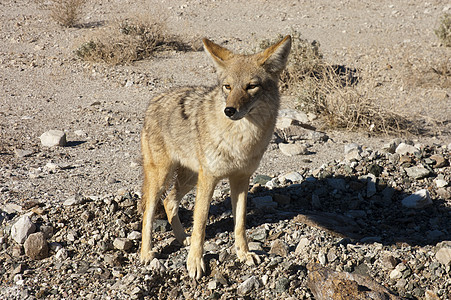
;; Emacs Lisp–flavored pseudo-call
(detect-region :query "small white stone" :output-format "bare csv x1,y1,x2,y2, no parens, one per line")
149,258,166,272
295,237,310,254
280,171,304,183
127,231,142,241
434,178,448,188
39,130,67,147
389,269,402,279
279,143,308,156
11,216,36,244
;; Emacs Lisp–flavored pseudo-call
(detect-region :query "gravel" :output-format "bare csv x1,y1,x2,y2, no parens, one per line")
1,140,450,299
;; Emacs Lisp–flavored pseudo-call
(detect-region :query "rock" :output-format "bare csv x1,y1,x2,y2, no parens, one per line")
275,277,289,292
265,178,279,189
237,276,260,296
127,231,141,241
311,194,321,209
309,131,328,142
389,268,402,280
435,247,451,265
63,195,84,206
39,130,67,147
250,227,267,242
430,154,448,168
24,232,48,260
327,249,338,263
404,165,431,179
278,108,309,124
401,189,432,209
248,241,263,251
434,178,448,188
345,149,362,162
318,251,327,265
425,290,441,300
40,225,54,239
279,143,308,156
365,174,377,197
326,178,346,191
275,117,294,129
11,216,36,244
381,255,398,270
252,196,277,209
295,237,311,254
269,239,289,257
395,143,420,156
14,149,32,158
149,258,166,272
253,174,272,185
344,143,362,154
273,194,290,205
154,219,171,232
55,248,68,260
280,171,304,183
113,238,132,251
381,141,398,154
307,262,400,300
382,187,395,204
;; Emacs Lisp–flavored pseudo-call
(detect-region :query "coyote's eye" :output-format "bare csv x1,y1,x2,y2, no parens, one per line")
246,84,259,90
223,84,231,90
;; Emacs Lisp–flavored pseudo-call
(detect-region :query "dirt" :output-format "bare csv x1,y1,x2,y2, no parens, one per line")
0,0,450,299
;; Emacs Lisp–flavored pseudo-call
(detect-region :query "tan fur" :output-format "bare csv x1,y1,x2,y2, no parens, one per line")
140,36,291,279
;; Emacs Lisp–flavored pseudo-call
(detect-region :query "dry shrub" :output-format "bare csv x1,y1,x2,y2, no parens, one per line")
48,0,87,27
263,32,417,134
435,13,451,47
75,16,178,65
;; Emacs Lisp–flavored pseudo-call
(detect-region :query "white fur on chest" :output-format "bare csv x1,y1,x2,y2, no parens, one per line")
204,118,270,176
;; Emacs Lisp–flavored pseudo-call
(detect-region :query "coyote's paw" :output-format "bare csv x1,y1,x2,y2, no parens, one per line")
237,250,261,266
187,252,205,280
140,250,156,265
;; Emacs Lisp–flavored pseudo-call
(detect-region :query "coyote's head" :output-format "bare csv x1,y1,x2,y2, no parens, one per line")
203,36,291,120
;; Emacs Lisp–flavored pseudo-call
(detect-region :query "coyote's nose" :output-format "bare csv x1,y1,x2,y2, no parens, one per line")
224,107,237,118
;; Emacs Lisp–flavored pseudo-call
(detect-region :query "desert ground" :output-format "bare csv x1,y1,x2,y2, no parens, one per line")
1,0,450,299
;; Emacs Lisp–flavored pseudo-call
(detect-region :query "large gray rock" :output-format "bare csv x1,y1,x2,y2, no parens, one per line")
39,130,67,147
24,232,48,260
11,216,36,244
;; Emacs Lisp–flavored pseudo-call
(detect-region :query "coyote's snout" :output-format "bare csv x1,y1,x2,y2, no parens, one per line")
140,35,291,279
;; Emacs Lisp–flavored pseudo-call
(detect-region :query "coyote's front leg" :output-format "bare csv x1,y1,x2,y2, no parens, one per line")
229,175,261,266
186,169,218,280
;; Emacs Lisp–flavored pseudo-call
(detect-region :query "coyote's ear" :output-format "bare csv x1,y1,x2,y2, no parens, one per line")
258,35,292,74
203,38,234,69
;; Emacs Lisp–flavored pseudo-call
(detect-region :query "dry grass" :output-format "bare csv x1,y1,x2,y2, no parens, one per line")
435,13,451,47
261,32,419,134
47,0,87,27
75,16,188,65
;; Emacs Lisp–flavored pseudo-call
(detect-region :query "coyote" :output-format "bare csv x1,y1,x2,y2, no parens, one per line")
140,35,291,279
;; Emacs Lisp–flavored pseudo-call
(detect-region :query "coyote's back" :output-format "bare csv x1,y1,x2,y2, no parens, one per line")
140,36,291,279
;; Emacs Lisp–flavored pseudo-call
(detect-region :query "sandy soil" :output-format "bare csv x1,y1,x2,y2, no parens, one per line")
1,0,450,204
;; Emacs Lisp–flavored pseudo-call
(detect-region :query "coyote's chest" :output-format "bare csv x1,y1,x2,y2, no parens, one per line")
202,118,272,176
